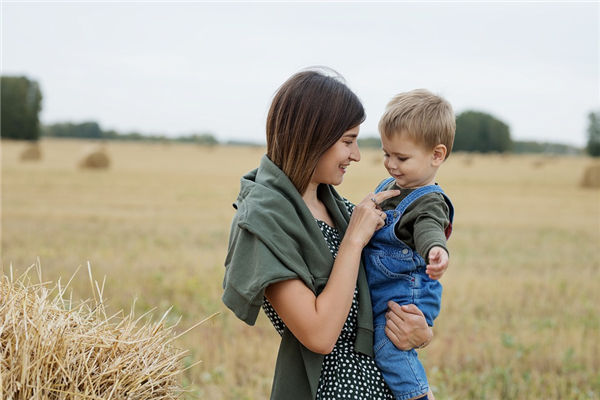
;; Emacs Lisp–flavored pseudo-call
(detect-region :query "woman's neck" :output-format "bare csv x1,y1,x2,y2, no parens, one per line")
302,182,319,207
302,183,333,225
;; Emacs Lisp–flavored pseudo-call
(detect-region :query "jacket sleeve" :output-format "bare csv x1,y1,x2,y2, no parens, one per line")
222,224,303,326
412,195,451,262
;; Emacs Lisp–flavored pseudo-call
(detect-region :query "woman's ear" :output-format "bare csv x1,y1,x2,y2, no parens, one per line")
432,144,447,166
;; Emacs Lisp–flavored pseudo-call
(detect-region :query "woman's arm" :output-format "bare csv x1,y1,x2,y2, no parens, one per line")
265,238,363,354
385,302,433,350
265,190,399,355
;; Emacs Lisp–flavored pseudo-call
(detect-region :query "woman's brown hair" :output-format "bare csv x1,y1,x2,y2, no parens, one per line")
266,68,365,194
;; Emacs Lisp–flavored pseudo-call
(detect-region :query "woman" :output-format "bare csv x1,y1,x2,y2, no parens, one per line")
223,68,433,399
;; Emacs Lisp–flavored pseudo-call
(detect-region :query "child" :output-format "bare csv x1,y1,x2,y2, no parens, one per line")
363,89,455,400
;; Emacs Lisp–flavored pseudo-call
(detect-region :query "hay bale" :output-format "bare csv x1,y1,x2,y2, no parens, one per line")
0,265,211,400
462,156,474,166
19,142,42,161
78,146,110,169
531,158,546,168
580,163,600,188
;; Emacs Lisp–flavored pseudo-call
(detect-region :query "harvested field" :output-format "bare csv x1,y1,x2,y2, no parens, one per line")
1,138,599,399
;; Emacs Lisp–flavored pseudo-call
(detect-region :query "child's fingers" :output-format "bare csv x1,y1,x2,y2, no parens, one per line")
428,266,443,277
426,270,441,280
426,258,443,270
428,247,443,263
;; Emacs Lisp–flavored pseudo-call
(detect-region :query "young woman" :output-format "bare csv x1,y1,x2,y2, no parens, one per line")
223,68,433,399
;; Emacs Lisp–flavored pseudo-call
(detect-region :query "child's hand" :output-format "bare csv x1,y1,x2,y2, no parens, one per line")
426,246,449,280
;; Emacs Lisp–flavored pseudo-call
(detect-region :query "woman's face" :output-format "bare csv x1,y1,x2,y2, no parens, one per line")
311,126,361,187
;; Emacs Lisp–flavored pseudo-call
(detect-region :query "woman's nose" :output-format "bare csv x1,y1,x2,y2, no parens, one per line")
350,143,361,162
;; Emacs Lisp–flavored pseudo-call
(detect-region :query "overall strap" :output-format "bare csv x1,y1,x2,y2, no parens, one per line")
374,177,396,194
374,180,455,236
397,185,455,225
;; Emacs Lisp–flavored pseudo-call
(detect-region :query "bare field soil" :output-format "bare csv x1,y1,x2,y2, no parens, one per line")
2,138,599,399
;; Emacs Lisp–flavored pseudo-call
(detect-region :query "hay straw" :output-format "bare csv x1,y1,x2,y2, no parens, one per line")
20,143,42,161
580,163,600,188
78,147,110,169
0,262,216,400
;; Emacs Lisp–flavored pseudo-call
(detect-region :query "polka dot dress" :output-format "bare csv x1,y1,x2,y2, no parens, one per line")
262,200,394,400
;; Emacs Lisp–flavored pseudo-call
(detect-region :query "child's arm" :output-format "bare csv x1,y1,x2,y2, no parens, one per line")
426,246,449,280
410,194,451,279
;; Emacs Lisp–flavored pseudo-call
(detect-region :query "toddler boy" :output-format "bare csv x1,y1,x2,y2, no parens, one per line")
363,89,455,400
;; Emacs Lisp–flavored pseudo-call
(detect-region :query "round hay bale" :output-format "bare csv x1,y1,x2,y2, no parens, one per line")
531,158,546,168
580,163,600,188
20,142,42,161
78,146,110,169
462,156,474,166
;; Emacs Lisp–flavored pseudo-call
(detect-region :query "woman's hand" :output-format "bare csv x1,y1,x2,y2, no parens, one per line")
345,190,400,248
385,302,433,350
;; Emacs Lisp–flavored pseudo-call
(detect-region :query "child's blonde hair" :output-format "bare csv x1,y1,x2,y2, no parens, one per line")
379,89,455,158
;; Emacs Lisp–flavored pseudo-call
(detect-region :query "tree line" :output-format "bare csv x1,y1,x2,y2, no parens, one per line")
43,121,218,145
2,75,599,156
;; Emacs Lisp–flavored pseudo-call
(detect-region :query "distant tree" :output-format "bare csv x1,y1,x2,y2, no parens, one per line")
42,122,222,144
512,140,581,155
454,110,512,153
44,121,102,139
102,129,119,140
1,76,43,140
586,111,600,157
177,133,218,146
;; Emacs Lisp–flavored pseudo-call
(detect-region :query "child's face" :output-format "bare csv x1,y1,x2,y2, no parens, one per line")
381,132,439,189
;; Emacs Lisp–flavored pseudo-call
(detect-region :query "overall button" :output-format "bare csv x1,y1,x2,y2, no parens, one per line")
402,248,409,255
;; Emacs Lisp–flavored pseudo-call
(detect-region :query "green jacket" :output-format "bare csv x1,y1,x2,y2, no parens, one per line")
223,155,374,399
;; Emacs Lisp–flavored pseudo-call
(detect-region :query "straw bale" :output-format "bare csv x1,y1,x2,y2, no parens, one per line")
0,266,209,400
78,146,110,169
462,156,474,166
19,142,42,161
580,163,600,188
531,158,546,168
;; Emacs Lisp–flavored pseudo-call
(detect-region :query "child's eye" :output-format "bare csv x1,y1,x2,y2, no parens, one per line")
397,157,408,162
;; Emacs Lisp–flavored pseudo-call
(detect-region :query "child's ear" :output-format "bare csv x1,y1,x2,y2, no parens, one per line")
432,144,447,166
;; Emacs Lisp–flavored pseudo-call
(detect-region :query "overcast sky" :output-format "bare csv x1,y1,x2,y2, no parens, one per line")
2,1,598,146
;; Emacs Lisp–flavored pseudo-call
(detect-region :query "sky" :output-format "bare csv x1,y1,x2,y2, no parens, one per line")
2,1,599,146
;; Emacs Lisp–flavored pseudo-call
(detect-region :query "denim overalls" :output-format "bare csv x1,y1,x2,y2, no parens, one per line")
363,177,454,400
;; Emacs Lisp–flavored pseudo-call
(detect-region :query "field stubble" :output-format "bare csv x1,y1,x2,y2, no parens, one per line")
2,139,599,399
